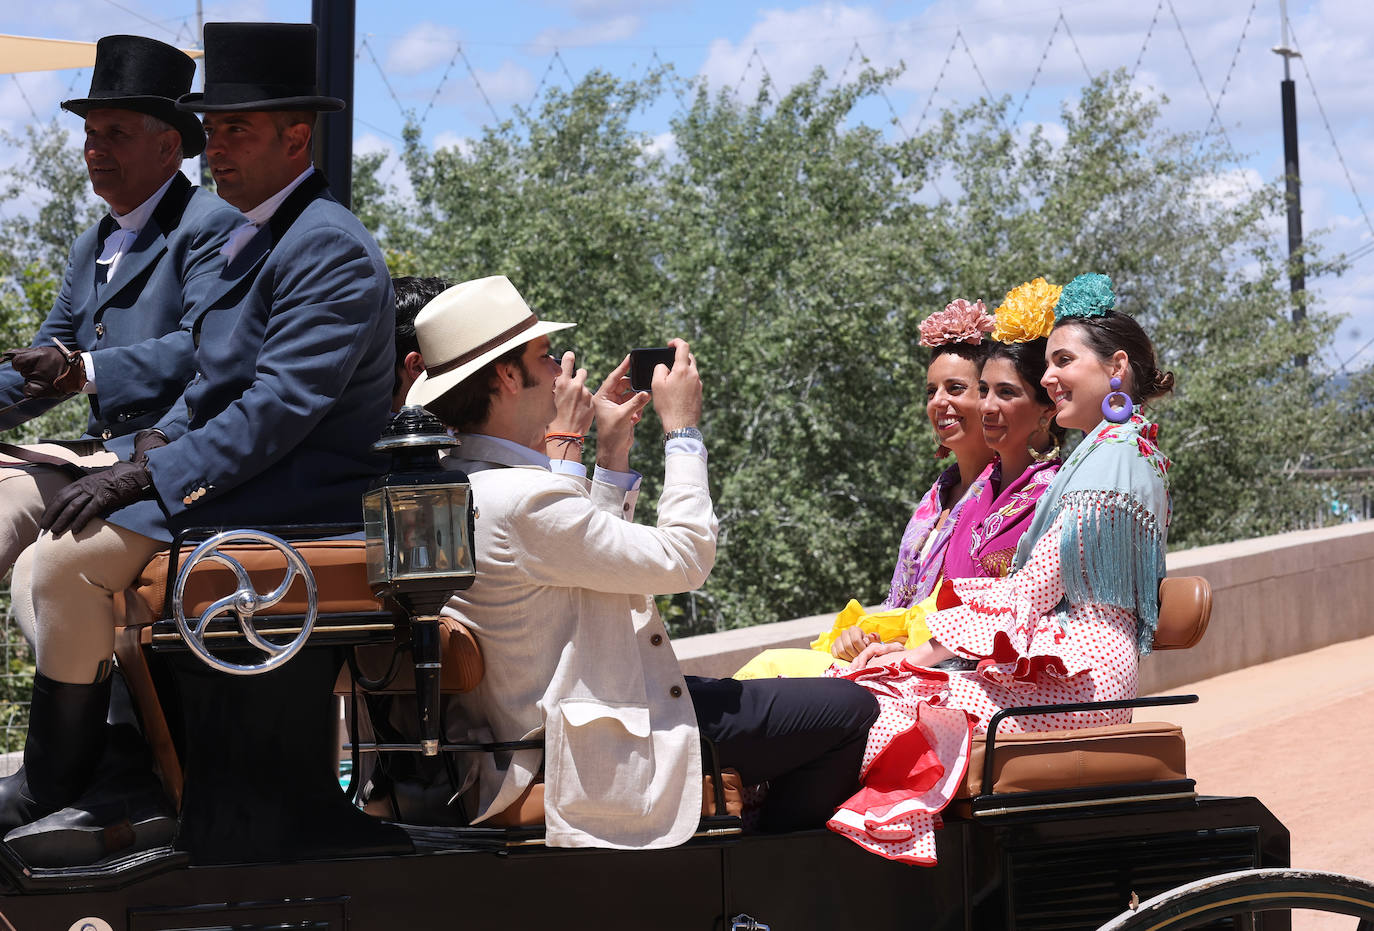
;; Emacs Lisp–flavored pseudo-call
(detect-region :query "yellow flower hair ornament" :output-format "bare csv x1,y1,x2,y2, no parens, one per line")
992,277,1061,343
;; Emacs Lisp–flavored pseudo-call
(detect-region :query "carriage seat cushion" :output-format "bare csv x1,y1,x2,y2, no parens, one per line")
958,720,1186,798
130,539,383,622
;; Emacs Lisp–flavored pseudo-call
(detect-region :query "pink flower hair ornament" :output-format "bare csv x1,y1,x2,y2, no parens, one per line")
918,298,995,348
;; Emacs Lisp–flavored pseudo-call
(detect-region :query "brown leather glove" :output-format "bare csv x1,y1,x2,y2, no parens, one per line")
40,461,153,536
0,345,86,398
131,428,169,466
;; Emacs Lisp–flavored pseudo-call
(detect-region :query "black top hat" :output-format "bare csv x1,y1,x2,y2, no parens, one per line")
176,23,345,113
61,35,206,158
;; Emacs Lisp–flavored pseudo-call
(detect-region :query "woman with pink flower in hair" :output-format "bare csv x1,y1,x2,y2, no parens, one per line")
824,273,1176,866
736,298,1001,680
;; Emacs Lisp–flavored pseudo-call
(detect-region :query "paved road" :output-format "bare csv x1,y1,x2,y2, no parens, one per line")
1151,633,1374,930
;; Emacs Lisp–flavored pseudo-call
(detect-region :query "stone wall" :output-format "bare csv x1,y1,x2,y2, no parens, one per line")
675,520,1374,693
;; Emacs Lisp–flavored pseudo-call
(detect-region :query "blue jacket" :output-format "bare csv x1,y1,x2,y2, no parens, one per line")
109,172,395,542
0,173,242,440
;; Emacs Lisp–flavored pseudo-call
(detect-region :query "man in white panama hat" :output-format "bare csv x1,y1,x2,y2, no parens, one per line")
407,275,878,849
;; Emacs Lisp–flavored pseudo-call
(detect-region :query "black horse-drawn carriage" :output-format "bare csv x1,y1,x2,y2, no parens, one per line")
0,420,1369,931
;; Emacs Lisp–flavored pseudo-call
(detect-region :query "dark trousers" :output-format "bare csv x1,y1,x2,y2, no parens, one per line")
686,675,878,833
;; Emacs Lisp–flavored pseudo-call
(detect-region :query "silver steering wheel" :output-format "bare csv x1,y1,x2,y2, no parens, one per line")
172,530,318,676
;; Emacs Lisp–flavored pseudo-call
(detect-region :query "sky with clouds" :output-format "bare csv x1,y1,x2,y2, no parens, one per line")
2,0,1372,370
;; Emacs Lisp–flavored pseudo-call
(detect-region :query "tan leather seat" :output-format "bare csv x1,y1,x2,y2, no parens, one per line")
129,539,383,623
957,576,1212,808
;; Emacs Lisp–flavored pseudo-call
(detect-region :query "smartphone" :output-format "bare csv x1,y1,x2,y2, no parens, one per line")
629,347,675,392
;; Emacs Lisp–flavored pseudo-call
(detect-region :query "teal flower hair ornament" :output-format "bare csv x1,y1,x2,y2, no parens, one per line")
1053,273,1116,321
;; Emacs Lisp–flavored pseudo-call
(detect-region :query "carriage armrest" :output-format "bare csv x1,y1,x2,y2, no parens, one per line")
1154,576,1212,650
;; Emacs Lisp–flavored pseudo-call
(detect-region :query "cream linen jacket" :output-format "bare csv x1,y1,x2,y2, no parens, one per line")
440,434,718,849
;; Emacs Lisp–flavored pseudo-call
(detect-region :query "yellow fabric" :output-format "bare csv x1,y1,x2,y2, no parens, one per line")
732,592,939,680
810,596,936,654
734,648,841,680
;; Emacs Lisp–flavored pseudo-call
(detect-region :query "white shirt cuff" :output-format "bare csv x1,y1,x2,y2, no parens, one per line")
80,352,97,394
549,458,588,480
593,466,642,492
665,436,706,461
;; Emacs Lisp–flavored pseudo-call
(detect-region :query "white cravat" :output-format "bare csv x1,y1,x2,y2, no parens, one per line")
96,173,176,280
220,165,315,263
84,173,180,393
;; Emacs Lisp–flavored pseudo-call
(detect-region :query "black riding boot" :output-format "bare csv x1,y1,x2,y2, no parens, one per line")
0,672,111,835
4,667,176,867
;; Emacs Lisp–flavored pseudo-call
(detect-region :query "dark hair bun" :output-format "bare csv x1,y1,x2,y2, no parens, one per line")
1145,368,1175,401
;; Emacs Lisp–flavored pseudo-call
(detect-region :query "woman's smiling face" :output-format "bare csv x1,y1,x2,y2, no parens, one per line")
1042,326,1127,432
926,352,987,459
979,356,1054,456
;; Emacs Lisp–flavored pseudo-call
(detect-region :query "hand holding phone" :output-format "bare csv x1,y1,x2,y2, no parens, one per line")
629,347,675,392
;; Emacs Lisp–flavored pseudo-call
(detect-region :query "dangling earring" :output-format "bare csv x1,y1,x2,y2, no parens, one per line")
935,444,951,459
1101,376,1134,424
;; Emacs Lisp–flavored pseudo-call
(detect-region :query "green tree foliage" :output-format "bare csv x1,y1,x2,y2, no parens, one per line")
0,118,103,443
355,66,1344,636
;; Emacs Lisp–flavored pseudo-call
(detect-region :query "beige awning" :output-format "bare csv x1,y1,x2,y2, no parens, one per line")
0,34,201,75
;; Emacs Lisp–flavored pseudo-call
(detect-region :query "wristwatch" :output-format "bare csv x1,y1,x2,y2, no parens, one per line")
664,426,704,443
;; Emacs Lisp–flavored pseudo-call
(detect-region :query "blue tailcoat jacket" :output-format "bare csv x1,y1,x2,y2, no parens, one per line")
0,173,243,440
109,172,395,542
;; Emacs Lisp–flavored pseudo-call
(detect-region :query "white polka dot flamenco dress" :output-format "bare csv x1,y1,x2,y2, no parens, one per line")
824,507,1144,866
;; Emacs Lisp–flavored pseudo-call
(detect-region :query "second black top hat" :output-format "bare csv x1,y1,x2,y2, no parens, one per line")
177,22,345,113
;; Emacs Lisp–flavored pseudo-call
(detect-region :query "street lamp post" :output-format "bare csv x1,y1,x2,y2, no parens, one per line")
312,0,355,208
1272,0,1306,367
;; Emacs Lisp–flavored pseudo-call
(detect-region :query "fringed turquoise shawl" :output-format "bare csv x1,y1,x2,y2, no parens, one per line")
1009,414,1172,653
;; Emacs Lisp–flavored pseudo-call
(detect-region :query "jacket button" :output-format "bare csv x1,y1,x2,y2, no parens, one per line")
669,685,682,698
95,323,106,338
650,633,663,646
101,428,112,440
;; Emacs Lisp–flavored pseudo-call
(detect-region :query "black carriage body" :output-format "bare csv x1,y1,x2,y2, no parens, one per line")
0,792,1289,930
0,525,1293,930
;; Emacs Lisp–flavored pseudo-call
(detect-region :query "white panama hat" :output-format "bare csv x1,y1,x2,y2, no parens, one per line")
405,275,574,409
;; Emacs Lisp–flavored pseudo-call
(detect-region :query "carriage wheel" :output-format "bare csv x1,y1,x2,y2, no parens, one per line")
1097,868,1374,930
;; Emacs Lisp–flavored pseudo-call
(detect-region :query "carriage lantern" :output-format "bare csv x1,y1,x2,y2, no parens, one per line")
362,406,476,614
362,405,476,754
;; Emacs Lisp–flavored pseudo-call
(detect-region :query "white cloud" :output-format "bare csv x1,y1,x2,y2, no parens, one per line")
432,131,476,157
0,71,68,131
384,23,462,77
531,15,640,49
1192,167,1267,211
643,131,676,159
354,132,416,205
438,61,536,111
699,5,902,98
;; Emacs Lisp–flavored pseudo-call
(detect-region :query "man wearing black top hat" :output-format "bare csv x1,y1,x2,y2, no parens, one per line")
0,23,395,868
0,35,242,596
